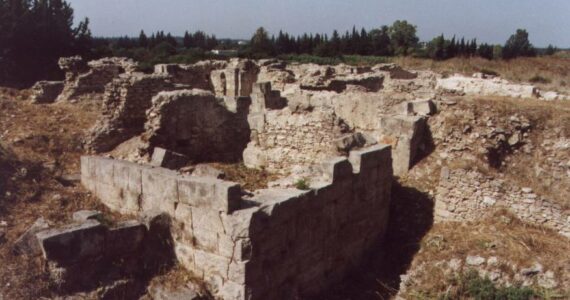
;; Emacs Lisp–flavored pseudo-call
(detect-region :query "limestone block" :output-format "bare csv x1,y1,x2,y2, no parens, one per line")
94,157,115,185
174,241,196,272
105,220,146,255
218,236,252,261
192,206,225,233
178,177,241,213
174,203,193,225
319,157,353,182
348,144,391,174
194,249,231,278
219,281,249,300
141,168,179,215
36,220,106,264
193,227,219,252
151,147,190,170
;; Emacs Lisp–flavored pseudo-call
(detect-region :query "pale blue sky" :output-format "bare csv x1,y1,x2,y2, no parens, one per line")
68,0,570,47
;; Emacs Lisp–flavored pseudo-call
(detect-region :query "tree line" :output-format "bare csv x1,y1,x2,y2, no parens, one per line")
0,0,91,85
0,0,561,86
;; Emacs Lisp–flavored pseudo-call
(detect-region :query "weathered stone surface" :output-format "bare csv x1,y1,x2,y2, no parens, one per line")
72,210,103,222
36,219,106,264
30,81,64,104
13,217,50,256
105,220,146,255
150,147,190,170
437,74,539,98
191,164,226,179
144,89,250,163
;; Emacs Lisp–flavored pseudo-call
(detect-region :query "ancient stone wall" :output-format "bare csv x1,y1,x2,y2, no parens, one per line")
154,61,226,89
435,167,570,238
144,89,251,163
85,74,175,153
244,84,347,173
211,59,259,97
30,81,64,103
80,144,393,299
57,57,138,102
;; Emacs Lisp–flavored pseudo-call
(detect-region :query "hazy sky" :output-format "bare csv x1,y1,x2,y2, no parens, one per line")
67,0,570,47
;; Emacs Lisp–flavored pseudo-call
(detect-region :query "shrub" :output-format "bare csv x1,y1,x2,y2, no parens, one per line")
460,270,536,300
294,178,310,190
529,75,551,84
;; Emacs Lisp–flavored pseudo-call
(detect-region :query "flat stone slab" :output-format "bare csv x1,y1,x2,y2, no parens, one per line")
36,219,106,264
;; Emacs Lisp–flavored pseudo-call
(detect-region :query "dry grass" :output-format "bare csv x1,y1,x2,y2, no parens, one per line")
210,162,279,191
0,91,128,299
392,56,570,94
402,210,570,299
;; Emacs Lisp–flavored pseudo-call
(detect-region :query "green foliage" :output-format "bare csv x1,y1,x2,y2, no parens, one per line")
529,75,551,84
389,20,419,56
294,178,310,190
0,0,92,85
250,27,274,57
544,44,557,56
278,54,389,66
437,270,540,300
502,29,536,59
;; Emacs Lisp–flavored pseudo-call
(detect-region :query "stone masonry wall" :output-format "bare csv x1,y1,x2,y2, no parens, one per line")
144,89,251,162
211,59,259,97
81,144,393,299
85,74,175,153
57,57,138,102
243,106,345,173
436,167,570,238
154,61,226,90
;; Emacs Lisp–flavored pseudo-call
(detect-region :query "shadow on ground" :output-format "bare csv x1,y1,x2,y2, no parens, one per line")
313,180,434,300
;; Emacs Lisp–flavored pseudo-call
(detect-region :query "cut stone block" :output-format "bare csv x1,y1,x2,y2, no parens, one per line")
13,217,50,256
151,147,190,170
36,219,106,264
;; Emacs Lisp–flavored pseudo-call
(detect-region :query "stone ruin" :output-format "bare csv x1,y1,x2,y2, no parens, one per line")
25,57,447,299
28,56,139,104
31,57,570,299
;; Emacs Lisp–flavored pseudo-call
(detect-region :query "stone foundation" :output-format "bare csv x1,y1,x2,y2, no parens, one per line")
436,167,570,238
80,143,392,299
85,74,175,153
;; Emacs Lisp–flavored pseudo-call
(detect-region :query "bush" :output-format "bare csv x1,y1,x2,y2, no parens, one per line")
294,178,310,190
459,270,536,300
529,75,551,84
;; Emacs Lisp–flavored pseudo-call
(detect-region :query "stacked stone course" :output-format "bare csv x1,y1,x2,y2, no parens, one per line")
80,143,393,299
30,81,64,103
436,167,570,238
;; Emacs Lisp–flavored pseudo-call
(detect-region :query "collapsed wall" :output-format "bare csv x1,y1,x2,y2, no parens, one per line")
85,74,175,153
57,56,138,102
80,143,392,299
154,60,227,89
144,89,251,162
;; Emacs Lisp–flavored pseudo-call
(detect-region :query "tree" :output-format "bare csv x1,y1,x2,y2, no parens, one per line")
544,44,557,56
139,30,149,48
0,0,93,85
477,43,494,60
250,27,274,56
502,29,536,59
369,26,392,56
389,20,419,56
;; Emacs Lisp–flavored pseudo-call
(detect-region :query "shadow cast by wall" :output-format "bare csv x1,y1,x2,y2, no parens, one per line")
312,181,434,300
